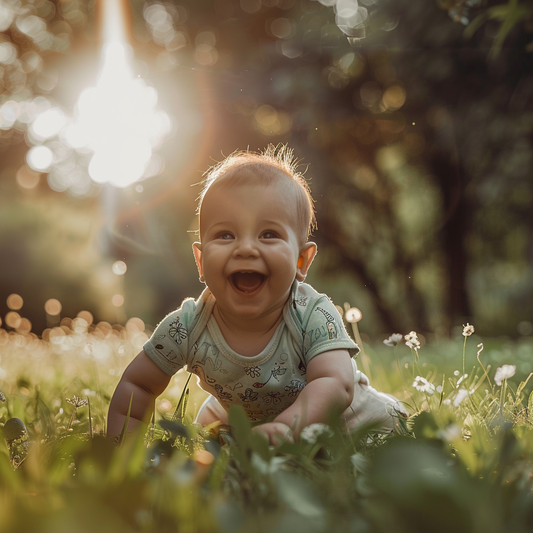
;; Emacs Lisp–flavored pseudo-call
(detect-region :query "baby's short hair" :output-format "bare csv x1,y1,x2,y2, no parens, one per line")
197,144,316,243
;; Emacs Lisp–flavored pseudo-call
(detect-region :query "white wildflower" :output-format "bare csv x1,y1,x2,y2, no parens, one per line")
454,370,460,376
462,323,475,337
412,376,435,395
300,423,333,444
494,364,516,386
453,388,469,407
383,333,403,347
405,331,420,351
442,399,451,405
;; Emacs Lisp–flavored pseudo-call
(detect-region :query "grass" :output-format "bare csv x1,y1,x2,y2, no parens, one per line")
1,316,533,532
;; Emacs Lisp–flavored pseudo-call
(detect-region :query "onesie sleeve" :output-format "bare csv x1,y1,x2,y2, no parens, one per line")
292,284,359,363
143,297,197,376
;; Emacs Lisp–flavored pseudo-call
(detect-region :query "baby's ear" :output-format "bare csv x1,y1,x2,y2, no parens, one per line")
295,242,317,282
192,242,204,282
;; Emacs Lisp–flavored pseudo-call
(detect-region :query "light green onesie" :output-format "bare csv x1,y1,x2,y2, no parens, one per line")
143,281,359,422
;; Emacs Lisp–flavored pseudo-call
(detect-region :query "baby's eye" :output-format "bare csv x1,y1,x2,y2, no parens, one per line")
217,232,234,240
261,231,278,239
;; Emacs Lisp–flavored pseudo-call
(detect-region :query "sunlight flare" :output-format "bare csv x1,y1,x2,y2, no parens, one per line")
73,0,170,188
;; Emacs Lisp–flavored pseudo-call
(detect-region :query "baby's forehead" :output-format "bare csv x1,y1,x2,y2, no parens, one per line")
205,164,299,202
200,165,307,235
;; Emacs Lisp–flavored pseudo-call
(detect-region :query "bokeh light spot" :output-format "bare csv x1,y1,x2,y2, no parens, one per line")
7,294,23,310
44,298,62,316
5,311,22,329
27,145,53,171
195,31,216,47
517,321,533,336
16,164,41,190
77,310,94,325
72,317,89,333
112,260,128,275
255,105,278,126
112,294,124,307
157,398,172,412
254,105,293,136
126,317,145,332
194,44,218,66
0,101,19,129
240,0,262,14
352,166,377,190
0,3,15,32
270,18,292,39
382,85,406,111
17,318,32,334
360,81,381,108
16,14,47,38
30,107,67,140
0,41,17,64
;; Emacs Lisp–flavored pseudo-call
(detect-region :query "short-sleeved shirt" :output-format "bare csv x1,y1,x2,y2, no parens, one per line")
144,281,359,422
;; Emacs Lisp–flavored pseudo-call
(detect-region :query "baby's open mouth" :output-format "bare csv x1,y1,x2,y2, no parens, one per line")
230,271,266,293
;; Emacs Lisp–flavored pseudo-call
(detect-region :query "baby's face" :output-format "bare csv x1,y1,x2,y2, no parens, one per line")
193,172,315,326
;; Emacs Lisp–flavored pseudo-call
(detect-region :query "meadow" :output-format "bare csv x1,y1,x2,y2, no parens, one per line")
1,311,533,533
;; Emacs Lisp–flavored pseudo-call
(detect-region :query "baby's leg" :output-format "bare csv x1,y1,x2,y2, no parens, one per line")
195,394,229,426
343,359,408,433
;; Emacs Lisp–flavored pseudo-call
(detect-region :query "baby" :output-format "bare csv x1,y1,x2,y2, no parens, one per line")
107,146,405,444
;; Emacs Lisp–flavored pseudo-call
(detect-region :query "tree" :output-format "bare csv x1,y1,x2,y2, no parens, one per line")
1,0,532,336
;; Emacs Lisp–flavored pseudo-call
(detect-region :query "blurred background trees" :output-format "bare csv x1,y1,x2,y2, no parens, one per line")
0,0,532,339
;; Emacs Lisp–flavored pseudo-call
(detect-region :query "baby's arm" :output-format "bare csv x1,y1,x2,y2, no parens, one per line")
107,350,171,438
255,349,354,443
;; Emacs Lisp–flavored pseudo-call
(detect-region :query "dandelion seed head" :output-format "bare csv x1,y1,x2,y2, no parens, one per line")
494,364,516,386
462,323,475,337
454,370,460,376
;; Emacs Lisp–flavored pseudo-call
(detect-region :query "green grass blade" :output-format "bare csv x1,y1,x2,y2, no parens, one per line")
118,392,134,446
172,373,192,422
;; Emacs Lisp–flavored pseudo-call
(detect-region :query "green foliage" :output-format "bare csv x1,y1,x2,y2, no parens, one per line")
440,0,533,58
0,322,533,531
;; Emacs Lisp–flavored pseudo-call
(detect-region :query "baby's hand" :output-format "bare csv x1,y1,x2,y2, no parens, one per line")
253,422,294,446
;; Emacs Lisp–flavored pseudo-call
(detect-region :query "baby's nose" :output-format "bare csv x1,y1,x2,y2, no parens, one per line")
233,237,259,257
